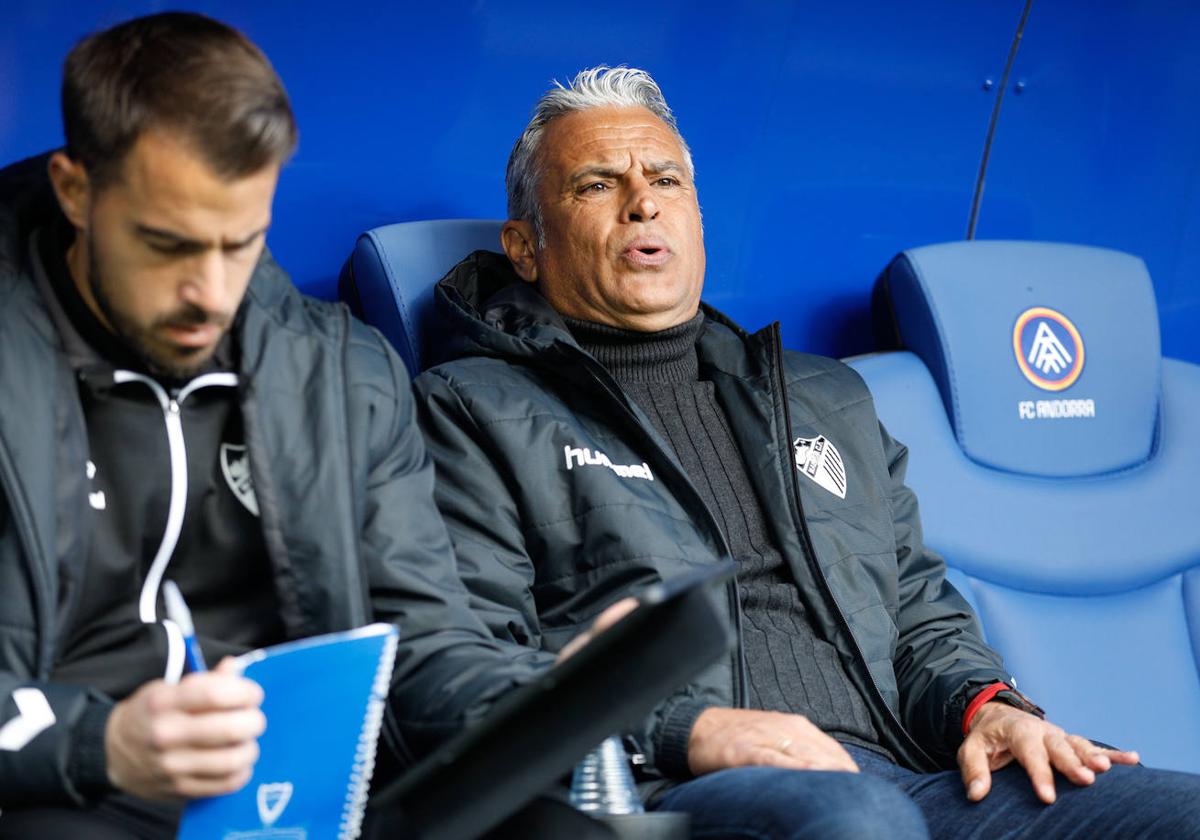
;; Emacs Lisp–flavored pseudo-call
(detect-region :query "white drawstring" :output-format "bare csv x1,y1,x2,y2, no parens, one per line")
109,370,238,678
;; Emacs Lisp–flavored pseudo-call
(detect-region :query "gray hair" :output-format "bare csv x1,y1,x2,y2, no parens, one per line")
505,65,694,241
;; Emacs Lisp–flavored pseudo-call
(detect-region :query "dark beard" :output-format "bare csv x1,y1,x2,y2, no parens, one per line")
86,232,221,381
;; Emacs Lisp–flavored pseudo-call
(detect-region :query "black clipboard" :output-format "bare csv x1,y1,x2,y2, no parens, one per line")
367,561,736,840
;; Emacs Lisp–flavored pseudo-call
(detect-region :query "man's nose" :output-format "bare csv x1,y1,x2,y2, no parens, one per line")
179,249,230,316
624,180,661,223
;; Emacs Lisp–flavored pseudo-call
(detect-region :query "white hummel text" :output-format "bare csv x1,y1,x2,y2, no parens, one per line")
1027,322,1072,376
563,445,654,481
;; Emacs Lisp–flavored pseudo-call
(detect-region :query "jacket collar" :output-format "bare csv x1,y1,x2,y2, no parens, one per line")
430,250,573,367
430,249,781,381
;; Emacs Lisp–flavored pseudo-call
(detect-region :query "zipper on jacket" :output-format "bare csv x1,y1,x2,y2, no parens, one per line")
0,438,54,676
563,345,750,709
239,383,308,639
111,370,239,624
768,328,937,770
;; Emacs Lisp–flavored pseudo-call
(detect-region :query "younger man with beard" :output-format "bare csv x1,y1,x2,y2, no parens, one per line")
0,13,542,836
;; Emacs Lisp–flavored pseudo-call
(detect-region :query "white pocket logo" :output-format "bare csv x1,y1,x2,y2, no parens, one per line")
793,435,847,499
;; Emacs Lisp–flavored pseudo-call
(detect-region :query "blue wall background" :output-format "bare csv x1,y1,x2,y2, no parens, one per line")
4,1,1198,362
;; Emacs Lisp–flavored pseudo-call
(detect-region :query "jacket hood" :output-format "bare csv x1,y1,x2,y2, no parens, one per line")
428,249,765,374
0,154,70,341
0,154,61,289
428,250,575,367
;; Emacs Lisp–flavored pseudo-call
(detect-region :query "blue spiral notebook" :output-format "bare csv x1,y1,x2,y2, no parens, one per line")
177,623,399,840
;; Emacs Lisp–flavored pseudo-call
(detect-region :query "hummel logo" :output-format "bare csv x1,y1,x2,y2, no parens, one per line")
793,435,847,499
0,688,56,751
1027,322,1072,376
564,445,654,481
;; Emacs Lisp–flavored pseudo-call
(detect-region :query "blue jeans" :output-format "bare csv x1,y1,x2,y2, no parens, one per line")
651,745,1200,839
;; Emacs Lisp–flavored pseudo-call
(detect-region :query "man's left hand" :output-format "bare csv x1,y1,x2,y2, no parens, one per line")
958,701,1139,804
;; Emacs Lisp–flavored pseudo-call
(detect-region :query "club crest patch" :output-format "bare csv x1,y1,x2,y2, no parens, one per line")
793,435,847,499
220,443,260,517
1013,307,1085,391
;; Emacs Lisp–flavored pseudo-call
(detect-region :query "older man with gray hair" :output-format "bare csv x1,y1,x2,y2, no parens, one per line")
413,66,1200,838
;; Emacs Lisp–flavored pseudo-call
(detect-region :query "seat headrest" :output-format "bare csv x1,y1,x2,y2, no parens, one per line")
877,240,1161,477
339,219,503,375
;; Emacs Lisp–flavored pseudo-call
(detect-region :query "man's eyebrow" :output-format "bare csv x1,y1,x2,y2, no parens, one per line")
135,224,268,249
568,160,687,187
568,166,625,186
645,160,686,175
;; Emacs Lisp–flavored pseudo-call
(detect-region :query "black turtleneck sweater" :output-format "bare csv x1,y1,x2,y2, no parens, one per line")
566,312,886,756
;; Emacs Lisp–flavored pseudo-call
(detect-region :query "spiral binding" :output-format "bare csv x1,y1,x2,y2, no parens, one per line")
569,736,645,815
339,629,399,840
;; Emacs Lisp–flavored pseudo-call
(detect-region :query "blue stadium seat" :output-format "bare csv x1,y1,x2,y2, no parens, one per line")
338,220,503,376
849,241,1200,773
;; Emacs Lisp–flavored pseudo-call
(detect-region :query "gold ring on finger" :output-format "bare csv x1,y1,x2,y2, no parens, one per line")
776,737,793,754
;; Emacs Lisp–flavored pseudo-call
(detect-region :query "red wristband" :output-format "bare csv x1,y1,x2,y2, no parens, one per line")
962,682,1009,735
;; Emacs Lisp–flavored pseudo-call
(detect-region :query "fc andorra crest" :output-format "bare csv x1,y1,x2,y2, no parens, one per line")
793,435,847,499
1013,307,1085,391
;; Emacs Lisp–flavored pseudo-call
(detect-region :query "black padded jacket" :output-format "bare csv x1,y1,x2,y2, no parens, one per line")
413,251,1019,787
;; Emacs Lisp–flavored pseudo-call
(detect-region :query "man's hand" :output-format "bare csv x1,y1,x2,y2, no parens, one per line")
556,598,639,663
687,707,859,776
958,701,1139,804
105,657,266,801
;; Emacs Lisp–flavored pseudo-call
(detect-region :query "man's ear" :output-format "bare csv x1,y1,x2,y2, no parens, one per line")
501,220,538,283
47,152,92,230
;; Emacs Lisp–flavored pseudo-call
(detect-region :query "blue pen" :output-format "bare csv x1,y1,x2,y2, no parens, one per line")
163,580,208,673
